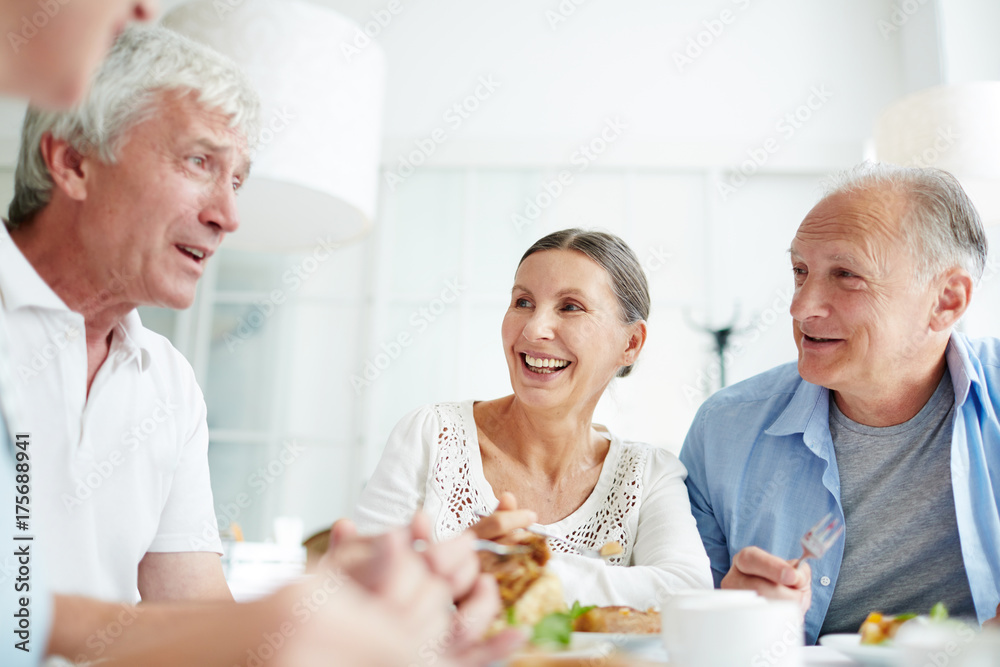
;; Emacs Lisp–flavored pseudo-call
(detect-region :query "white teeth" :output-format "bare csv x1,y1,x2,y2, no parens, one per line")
525,354,569,370
179,245,205,259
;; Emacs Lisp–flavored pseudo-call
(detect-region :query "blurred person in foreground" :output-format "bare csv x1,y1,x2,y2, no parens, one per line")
51,515,518,667
354,228,713,608
680,162,1000,644
3,22,260,604
0,0,155,107
1,4,157,664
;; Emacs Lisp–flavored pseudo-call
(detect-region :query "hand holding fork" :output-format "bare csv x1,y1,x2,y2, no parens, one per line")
790,512,844,570
722,511,843,616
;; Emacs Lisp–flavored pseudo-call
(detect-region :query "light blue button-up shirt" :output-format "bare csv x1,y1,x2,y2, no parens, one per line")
680,332,1000,644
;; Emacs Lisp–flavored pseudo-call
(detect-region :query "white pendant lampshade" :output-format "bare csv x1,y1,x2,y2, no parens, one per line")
874,82,1000,227
163,0,386,251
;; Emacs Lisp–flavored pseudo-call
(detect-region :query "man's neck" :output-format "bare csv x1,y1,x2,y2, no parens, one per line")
832,353,949,427
9,214,136,339
9,215,136,395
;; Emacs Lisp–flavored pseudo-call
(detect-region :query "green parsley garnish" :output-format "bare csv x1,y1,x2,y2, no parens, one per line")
929,602,949,621
530,601,596,647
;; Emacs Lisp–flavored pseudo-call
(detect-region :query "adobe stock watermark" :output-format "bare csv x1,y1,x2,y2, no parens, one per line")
191,439,306,550
545,0,591,31
71,603,143,665
407,610,477,667
511,117,628,232
683,285,793,404
15,323,81,386
641,246,673,276
717,85,833,202
60,398,179,510
350,278,467,393
340,0,408,63
900,127,958,169
877,0,932,39
672,0,756,73
817,125,956,195
7,0,72,54
214,0,248,18
383,75,502,192
750,620,802,667
251,106,297,160
239,568,350,667
224,235,344,352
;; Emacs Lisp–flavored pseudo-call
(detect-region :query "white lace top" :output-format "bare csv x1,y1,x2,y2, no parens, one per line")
353,401,713,608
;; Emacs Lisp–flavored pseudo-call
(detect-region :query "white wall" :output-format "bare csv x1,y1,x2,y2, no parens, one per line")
4,0,997,541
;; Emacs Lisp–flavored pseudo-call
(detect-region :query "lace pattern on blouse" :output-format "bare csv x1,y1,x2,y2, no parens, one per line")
431,403,491,539
430,402,649,566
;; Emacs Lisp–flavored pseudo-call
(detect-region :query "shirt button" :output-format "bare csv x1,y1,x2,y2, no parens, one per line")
820,576,831,587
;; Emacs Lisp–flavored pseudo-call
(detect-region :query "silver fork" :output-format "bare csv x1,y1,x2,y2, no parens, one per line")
791,512,844,568
413,538,530,556
524,524,622,560
474,510,621,560
473,539,531,556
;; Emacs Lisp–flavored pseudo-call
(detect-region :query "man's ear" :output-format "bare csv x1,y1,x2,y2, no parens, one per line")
38,133,88,202
929,268,973,332
622,319,648,366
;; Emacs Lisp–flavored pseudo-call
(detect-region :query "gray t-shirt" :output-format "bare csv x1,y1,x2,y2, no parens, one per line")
820,372,976,636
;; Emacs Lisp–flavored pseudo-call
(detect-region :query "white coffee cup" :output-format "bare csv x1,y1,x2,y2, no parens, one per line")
662,590,803,667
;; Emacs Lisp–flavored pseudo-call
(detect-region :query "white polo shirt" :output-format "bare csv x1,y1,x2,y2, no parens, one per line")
0,224,222,602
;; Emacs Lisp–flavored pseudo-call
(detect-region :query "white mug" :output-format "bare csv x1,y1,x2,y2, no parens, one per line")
662,590,804,667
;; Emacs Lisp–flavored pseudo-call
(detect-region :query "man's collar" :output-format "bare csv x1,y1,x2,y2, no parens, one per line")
765,332,977,439
945,332,976,406
765,377,828,438
113,310,152,374
0,222,71,313
1,223,152,374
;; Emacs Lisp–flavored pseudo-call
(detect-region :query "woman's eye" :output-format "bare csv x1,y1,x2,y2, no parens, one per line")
190,156,206,168
563,303,582,312
837,270,857,278
791,267,806,276
515,298,532,308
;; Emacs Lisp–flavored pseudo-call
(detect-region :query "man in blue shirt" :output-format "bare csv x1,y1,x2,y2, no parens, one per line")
681,162,1000,645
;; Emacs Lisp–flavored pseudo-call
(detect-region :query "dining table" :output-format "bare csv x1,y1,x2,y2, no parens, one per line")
502,640,863,666
613,644,859,665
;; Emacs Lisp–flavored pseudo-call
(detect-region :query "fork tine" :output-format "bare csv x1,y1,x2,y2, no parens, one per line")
805,512,833,538
800,513,844,560
821,517,845,548
473,540,530,556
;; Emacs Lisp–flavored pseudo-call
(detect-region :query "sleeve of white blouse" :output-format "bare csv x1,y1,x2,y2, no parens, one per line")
351,405,439,536
546,447,713,608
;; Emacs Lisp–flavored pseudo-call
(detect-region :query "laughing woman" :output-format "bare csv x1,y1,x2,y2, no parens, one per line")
353,229,712,606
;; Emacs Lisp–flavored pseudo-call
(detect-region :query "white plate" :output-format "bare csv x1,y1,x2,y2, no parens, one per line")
818,633,905,666
570,631,662,653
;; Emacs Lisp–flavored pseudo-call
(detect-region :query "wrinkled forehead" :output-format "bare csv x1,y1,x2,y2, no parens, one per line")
792,188,909,258
135,89,252,171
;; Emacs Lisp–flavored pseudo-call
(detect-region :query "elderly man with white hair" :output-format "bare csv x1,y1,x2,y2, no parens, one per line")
0,22,520,667
1,24,258,602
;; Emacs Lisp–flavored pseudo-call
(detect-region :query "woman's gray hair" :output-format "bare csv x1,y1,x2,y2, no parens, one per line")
519,228,650,378
821,162,988,284
8,24,261,227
